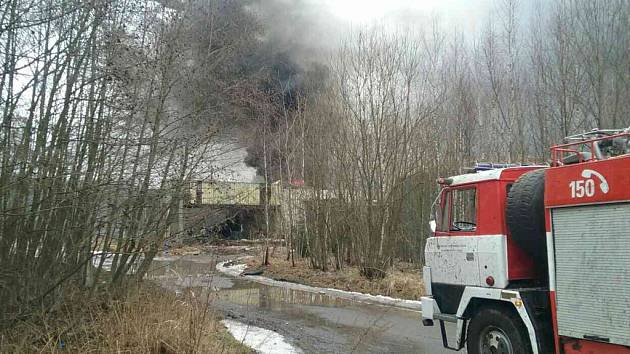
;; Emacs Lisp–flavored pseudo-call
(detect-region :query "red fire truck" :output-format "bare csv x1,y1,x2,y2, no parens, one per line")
421,128,630,354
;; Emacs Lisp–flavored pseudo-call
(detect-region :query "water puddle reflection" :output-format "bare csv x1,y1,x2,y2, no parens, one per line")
149,257,354,309
216,280,355,309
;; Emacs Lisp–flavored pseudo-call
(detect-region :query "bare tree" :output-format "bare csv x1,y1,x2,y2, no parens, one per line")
0,0,264,324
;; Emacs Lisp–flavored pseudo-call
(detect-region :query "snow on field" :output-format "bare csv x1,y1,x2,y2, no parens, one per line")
217,262,248,277
91,252,144,274
91,252,114,271
222,319,303,354
216,261,422,311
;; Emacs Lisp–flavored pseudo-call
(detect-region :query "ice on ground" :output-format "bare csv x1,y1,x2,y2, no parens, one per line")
91,252,143,274
91,252,114,271
222,319,303,354
218,261,248,277
216,261,422,311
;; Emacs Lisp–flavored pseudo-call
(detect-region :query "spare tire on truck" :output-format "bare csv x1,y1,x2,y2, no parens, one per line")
506,169,547,267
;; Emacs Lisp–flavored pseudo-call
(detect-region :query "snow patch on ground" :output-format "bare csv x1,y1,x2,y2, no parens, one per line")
218,262,247,277
216,261,422,311
91,252,114,271
152,255,180,262
222,319,303,354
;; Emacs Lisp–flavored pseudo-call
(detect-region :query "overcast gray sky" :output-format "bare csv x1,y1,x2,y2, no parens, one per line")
324,0,492,31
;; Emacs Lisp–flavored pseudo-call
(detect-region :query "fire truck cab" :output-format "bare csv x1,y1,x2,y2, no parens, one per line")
421,128,630,354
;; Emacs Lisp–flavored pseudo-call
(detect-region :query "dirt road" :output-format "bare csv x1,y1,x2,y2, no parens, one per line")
150,255,461,354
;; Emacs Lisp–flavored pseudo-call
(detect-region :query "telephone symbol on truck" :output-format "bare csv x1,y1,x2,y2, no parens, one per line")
569,169,609,198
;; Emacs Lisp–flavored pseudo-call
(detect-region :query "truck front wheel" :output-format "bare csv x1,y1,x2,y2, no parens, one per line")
466,305,532,354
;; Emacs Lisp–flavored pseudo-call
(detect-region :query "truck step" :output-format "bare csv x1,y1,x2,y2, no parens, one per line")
435,313,458,323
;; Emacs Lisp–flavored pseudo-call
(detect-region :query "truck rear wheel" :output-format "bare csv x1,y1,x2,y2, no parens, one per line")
467,305,532,354
506,169,547,265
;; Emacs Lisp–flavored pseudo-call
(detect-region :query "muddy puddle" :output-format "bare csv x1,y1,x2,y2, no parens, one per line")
147,256,454,353
148,256,355,309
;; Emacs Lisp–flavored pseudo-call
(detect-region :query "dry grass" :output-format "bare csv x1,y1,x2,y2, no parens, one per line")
0,283,251,354
247,250,425,300
167,245,202,256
